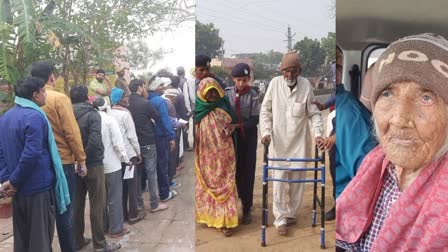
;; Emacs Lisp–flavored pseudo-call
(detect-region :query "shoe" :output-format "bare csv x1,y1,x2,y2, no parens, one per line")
128,211,146,224
151,202,169,212
76,237,92,250
94,241,121,252
169,181,181,189
220,227,233,237
286,217,297,226
242,212,252,225
185,147,194,152
277,224,287,235
109,227,130,238
325,207,336,221
160,190,178,202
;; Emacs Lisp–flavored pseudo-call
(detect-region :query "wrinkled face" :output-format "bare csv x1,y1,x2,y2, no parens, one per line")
233,76,250,91
195,66,210,80
205,88,220,102
33,87,47,107
282,67,299,81
96,73,105,82
373,81,448,170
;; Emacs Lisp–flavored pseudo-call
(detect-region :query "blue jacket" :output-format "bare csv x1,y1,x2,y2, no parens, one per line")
148,92,175,140
335,84,377,198
0,106,55,195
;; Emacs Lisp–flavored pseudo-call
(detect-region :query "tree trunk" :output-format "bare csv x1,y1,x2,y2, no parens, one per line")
63,45,70,94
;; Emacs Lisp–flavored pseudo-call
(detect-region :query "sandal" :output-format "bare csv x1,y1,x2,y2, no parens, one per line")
220,227,233,237
128,212,146,224
109,227,130,238
76,237,92,250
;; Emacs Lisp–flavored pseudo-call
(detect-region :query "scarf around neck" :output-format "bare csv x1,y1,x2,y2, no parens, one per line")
15,96,70,214
336,146,448,251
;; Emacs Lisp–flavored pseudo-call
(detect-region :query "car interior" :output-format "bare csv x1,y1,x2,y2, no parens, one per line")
336,0,448,98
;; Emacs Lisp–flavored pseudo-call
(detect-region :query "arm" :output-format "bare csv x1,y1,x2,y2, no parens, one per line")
307,86,324,138
145,102,159,121
9,114,45,190
182,81,192,113
85,111,103,156
124,112,140,156
243,93,261,129
0,138,8,183
57,95,86,164
109,118,129,163
159,101,176,140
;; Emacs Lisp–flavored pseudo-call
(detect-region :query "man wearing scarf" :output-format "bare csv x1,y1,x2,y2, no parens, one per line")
224,63,260,225
0,77,70,251
260,52,323,235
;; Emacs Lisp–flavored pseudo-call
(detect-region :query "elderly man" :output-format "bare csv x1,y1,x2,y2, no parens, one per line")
31,61,87,252
337,33,448,251
260,51,323,235
0,77,70,251
147,76,177,201
114,66,131,96
89,69,112,106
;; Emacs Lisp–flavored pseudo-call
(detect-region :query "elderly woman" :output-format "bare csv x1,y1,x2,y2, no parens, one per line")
194,77,238,236
336,33,448,251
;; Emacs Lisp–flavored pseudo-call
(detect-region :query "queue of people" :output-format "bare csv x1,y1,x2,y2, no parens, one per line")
0,62,194,252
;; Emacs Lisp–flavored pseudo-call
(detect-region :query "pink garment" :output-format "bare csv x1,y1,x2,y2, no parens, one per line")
336,146,448,251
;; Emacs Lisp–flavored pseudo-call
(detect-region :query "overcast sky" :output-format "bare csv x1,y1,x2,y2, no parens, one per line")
196,0,335,56
145,20,195,76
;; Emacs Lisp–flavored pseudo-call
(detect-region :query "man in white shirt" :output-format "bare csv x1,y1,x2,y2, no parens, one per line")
260,51,324,235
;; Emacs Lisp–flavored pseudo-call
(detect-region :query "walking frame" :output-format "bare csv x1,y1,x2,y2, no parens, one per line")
261,144,326,249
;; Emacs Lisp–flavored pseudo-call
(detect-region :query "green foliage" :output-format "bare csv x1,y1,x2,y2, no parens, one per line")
195,21,223,58
293,32,335,77
211,65,231,85
321,32,336,64
249,50,283,81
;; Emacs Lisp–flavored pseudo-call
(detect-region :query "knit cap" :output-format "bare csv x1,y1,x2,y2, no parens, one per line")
110,87,125,105
372,33,448,105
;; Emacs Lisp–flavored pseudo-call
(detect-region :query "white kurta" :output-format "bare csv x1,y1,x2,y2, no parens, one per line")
98,111,129,174
260,75,323,227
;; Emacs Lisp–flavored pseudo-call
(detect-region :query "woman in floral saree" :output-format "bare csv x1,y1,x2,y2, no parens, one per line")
194,77,238,236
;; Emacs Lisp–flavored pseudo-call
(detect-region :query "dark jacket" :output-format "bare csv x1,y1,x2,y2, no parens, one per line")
72,102,104,168
174,93,190,120
128,93,159,146
0,106,55,195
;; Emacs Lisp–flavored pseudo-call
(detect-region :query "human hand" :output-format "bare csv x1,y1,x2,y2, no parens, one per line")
0,180,16,197
76,162,87,177
261,135,271,145
136,155,142,164
311,101,326,111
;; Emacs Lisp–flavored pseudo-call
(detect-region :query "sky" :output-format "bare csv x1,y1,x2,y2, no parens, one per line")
196,0,335,56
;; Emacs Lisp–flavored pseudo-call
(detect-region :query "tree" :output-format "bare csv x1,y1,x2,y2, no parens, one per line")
321,32,336,64
249,50,283,81
195,21,223,58
293,37,326,77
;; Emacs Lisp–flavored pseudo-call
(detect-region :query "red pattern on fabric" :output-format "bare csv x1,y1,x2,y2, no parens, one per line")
336,146,448,251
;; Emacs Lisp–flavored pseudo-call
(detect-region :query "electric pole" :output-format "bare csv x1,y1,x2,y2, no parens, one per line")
220,41,225,67
285,25,296,52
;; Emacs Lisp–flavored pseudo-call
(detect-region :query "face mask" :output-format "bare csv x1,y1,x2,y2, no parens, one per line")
96,77,104,83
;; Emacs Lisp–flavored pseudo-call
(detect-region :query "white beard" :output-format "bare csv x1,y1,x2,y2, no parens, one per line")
285,78,297,87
